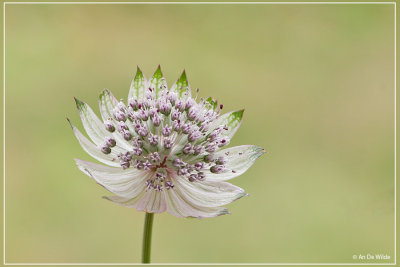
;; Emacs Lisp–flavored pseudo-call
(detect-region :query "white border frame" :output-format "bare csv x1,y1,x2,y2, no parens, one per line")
2,1,396,266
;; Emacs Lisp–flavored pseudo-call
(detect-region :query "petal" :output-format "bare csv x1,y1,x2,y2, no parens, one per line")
205,97,218,111
98,89,135,151
137,190,167,213
149,65,167,99
175,177,246,208
75,159,149,198
205,145,265,181
103,192,146,208
74,97,111,146
170,70,191,99
197,109,244,144
128,66,147,100
98,89,118,121
215,109,244,139
68,119,120,167
164,188,229,218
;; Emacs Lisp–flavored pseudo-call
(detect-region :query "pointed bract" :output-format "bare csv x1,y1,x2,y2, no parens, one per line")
171,70,191,98
205,97,218,111
128,66,147,100
148,65,167,99
204,145,265,181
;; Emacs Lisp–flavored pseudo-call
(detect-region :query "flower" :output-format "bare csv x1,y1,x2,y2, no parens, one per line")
69,66,265,218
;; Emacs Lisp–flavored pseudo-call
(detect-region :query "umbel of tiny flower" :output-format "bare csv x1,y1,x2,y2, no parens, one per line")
68,66,265,218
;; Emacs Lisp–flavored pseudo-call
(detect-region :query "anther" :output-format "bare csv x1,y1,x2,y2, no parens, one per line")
194,162,204,171
162,125,172,137
148,134,159,146
146,179,154,189
173,158,185,168
132,147,142,156
143,160,152,170
165,181,174,189
132,137,143,148
154,184,163,191
155,171,166,181
178,168,188,175
121,161,130,169
149,152,161,163
163,138,173,149
183,143,194,155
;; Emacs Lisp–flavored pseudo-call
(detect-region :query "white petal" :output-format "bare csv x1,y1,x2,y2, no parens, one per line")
68,119,120,167
98,89,119,121
103,191,146,208
75,98,111,146
149,66,168,99
175,178,246,208
170,70,191,99
205,145,265,181
128,66,147,100
137,190,167,213
75,159,149,198
98,89,135,151
211,109,244,139
164,188,230,218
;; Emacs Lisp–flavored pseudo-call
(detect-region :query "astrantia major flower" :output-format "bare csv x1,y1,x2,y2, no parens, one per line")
69,66,264,218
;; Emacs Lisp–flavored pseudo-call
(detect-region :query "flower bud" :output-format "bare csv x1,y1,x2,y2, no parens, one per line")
121,161,130,169
105,137,116,147
162,126,172,137
164,138,173,149
101,146,111,154
104,120,115,132
122,130,132,141
197,172,206,181
210,165,225,174
188,174,198,182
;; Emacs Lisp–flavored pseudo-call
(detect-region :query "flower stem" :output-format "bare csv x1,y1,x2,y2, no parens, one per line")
142,212,154,264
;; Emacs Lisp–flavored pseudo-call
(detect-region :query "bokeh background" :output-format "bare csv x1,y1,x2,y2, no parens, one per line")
3,2,395,264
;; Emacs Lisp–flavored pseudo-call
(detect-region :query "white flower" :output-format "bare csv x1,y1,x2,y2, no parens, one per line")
69,66,265,218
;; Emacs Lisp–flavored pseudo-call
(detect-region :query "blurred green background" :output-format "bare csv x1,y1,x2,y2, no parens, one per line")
3,2,395,264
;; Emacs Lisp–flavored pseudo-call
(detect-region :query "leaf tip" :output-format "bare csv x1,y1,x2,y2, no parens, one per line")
180,69,187,81
74,97,85,110
66,117,74,129
136,65,143,75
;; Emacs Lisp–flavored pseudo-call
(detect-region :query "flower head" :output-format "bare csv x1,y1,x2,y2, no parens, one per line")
69,66,265,218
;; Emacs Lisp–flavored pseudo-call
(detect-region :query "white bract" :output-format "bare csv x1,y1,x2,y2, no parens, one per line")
69,66,264,218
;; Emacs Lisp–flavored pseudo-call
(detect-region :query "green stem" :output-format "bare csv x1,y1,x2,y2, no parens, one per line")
142,212,154,264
